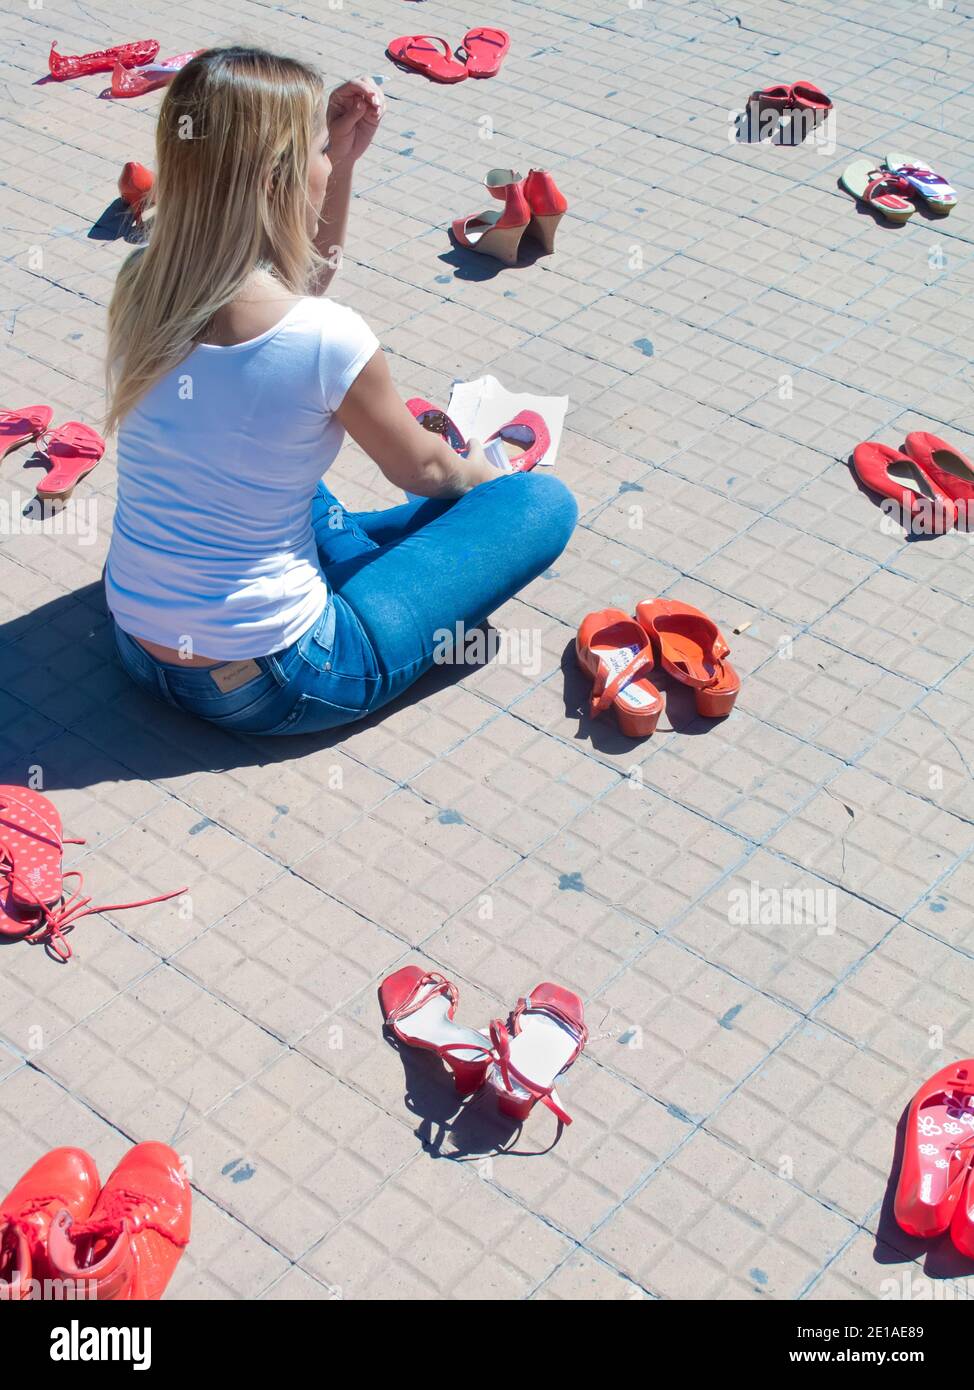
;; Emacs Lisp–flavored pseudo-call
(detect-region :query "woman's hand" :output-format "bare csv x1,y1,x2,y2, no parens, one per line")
326,77,385,168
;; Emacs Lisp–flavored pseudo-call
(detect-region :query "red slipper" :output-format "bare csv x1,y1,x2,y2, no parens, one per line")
458,27,510,78
903,432,974,509
48,38,159,81
1,1148,101,1299
486,410,550,472
47,1143,191,1300
387,35,468,83
406,398,467,452
894,1061,974,1239
36,421,106,500
0,406,52,462
852,441,955,531
636,598,740,719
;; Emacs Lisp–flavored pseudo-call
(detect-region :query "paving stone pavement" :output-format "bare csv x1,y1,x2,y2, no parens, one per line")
1,0,973,1301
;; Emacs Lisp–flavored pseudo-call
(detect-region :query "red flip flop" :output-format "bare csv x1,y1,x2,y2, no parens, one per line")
387,35,468,83
459,27,510,78
903,432,974,509
636,598,739,719
852,441,955,532
486,410,550,472
895,1061,974,1239
48,38,159,80
0,406,52,462
750,82,793,112
36,421,105,500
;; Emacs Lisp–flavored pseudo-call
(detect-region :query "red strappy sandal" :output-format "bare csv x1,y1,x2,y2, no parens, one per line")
47,1143,191,1300
406,398,467,453
1,1148,101,1299
486,410,550,472
0,784,186,962
488,983,587,1125
852,440,956,532
636,598,740,719
36,421,106,500
380,965,494,1095
459,27,510,78
894,1061,974,1239
48,39,159,81
452,177,531,265
0,406,52,462
387,35,468,83
576,609,663,739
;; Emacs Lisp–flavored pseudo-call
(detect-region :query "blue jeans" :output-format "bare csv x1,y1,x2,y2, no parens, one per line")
112,471,577,735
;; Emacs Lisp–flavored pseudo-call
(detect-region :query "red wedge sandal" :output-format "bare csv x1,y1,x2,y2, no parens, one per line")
380,965,494,1095
488,983,587,1125
118,161,155,222
453,176,531,265
894,1061,974,1239
636,598,740,718
485,168,568,253
0,406,52,462
36,421,106,500
576,609,663,738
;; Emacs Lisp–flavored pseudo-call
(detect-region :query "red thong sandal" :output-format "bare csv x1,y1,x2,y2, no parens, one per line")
840,160,914,224
458,27,510,78
387,35,468,84
48,39,159,81
380,965,494,1095
636,597,740,719
487,983,587,1125
894,1061,974,1239
0,406,52,463
576,608,663,739
36,421,105,500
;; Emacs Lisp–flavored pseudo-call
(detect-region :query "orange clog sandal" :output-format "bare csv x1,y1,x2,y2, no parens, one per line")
894,1061,974,1240
1,1148,101,1299
47,1142,191,1300
636,598,740,718
575,608,663,738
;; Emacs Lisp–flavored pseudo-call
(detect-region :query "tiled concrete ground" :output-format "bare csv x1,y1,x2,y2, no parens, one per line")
1,0,974,1300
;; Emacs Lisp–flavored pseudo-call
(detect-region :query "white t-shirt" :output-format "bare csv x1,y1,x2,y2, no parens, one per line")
105,296,379,660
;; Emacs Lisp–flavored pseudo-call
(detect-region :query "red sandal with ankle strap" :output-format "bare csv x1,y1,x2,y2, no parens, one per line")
636,597,740,718
47,1142,191,1301
1,1148,101,1300
48,38,159,81
0,784,186,962
380,965,494,1095
576,608,663,738
488,983,587,1125
894,1061,974,1240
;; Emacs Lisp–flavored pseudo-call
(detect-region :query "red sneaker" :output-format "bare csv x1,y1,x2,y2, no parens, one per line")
894,1061,974,1239
47,1143,191,1300
0,1148,100,1300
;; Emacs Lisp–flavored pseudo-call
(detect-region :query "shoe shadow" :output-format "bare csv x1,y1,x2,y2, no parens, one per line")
440,231,548,282
88,199,147,244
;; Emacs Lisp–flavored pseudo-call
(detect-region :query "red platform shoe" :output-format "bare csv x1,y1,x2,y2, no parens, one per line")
636,597,740,719
486,168,568,252
453,176,531,265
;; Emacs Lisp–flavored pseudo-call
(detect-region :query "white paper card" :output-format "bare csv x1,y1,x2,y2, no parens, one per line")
447,374,569,468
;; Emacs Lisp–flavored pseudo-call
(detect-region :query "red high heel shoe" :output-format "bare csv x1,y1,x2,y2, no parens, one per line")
111,50,201,98
48,38,159,81
1,1148,101,1299
0,406,52,462
452,176,531,265
576,609,663,738
894,1061,974,1239
636,598,740,718
380,965,494,1095
118,161,154,222
485,168,567,252
47,1143,191,1300
852,440,955,532
488,983,587,1125
36,422,106,500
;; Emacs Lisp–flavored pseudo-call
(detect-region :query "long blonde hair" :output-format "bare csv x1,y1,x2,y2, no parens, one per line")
106,47,324,433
